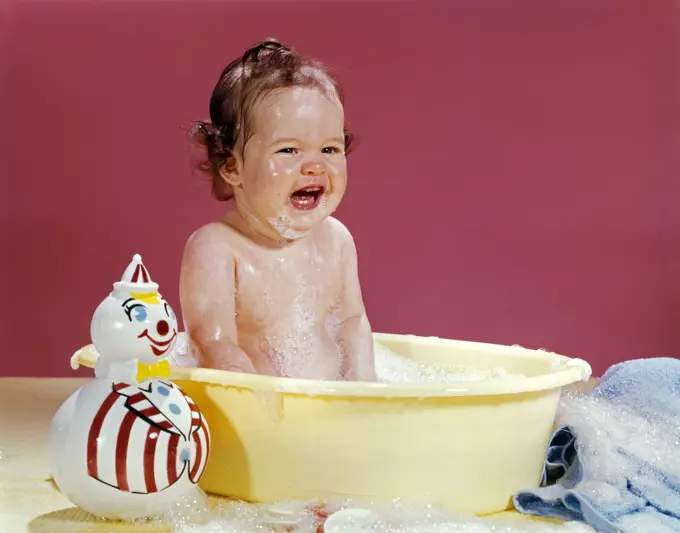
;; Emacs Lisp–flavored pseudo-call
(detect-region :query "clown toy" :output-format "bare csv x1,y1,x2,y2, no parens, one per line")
48,254,211,520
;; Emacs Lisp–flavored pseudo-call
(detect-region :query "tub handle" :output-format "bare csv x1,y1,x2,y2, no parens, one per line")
565,357,592,381
70,350,82,370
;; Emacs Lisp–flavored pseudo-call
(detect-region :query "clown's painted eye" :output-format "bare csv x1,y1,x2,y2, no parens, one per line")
164,302,176,321
133,307,147,322
123,303,147,322
121,298,149,322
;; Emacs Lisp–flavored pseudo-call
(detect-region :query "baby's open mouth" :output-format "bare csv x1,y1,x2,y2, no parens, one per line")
289,186,325,211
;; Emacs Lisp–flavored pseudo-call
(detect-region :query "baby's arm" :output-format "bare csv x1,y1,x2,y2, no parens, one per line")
335,223,377,381
179,225,256,373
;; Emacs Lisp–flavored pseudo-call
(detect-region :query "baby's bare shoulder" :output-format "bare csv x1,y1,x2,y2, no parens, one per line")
324,217,355,252
323,216,355,248
184,221,237,259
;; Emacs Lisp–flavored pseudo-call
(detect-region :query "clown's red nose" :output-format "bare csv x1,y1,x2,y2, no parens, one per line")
156,320,169,336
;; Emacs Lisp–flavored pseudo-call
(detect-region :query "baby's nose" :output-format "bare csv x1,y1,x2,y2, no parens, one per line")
301,160,325,176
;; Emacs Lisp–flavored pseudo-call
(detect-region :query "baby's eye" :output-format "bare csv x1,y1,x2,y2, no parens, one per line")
322,146,342,154
277,147,298,154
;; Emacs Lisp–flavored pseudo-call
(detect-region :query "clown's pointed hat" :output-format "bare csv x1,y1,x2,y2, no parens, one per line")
113,254,159,295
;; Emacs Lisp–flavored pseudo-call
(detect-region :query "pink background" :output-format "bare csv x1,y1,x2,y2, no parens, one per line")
2,0,679,378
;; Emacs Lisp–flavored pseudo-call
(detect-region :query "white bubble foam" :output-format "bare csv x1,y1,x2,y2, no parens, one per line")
170,334,197,367
170,334,528,385
129,485,211,528
558,390,680,481
170,498,595,533
160,390,675,533
532,388,680,531
373,342,525,384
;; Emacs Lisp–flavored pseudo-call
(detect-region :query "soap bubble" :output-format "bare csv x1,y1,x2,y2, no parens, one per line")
162,388,676,533
170,334,197,367
536,389,680,532
170,497,596,533
128,486,211,529
373,343,525,384
170,332,530,385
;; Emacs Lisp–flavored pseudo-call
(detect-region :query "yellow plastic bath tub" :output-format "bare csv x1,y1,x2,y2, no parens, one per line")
73,332,591,516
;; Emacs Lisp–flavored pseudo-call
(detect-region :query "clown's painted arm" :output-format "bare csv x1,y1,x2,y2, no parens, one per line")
179,225,256,373
334,221,377,382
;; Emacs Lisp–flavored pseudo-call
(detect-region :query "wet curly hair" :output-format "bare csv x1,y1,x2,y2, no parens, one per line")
189,38,353,201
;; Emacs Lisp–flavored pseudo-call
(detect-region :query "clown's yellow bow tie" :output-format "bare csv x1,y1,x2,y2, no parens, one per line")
136,360,171,382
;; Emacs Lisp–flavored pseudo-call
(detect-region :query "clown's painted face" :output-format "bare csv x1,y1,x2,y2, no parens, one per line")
91,291,178,365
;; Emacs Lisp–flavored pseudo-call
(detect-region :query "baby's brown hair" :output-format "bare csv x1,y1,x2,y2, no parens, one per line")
190,39,353,201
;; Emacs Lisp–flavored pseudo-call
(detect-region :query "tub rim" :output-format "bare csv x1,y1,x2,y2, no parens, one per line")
71,332,592,398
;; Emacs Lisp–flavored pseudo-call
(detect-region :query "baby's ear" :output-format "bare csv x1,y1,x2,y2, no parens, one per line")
219,156,241,187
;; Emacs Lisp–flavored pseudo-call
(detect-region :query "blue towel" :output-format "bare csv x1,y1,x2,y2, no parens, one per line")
513,357,680,532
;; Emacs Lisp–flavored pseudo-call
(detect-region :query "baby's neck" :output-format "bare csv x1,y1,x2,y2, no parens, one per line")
227,206,303,249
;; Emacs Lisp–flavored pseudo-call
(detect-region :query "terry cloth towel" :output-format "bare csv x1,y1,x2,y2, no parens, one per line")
513,357,680,533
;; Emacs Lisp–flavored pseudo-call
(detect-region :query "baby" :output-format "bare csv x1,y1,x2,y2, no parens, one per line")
180,39,376,382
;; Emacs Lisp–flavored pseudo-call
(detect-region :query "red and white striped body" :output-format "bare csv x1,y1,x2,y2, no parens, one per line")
49,377,211,519
87,379,210,493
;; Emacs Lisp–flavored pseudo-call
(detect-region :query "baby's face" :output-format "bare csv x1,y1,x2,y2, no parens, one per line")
232,86,347,240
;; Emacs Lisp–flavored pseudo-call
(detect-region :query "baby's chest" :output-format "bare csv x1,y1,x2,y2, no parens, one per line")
234,248,344,315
